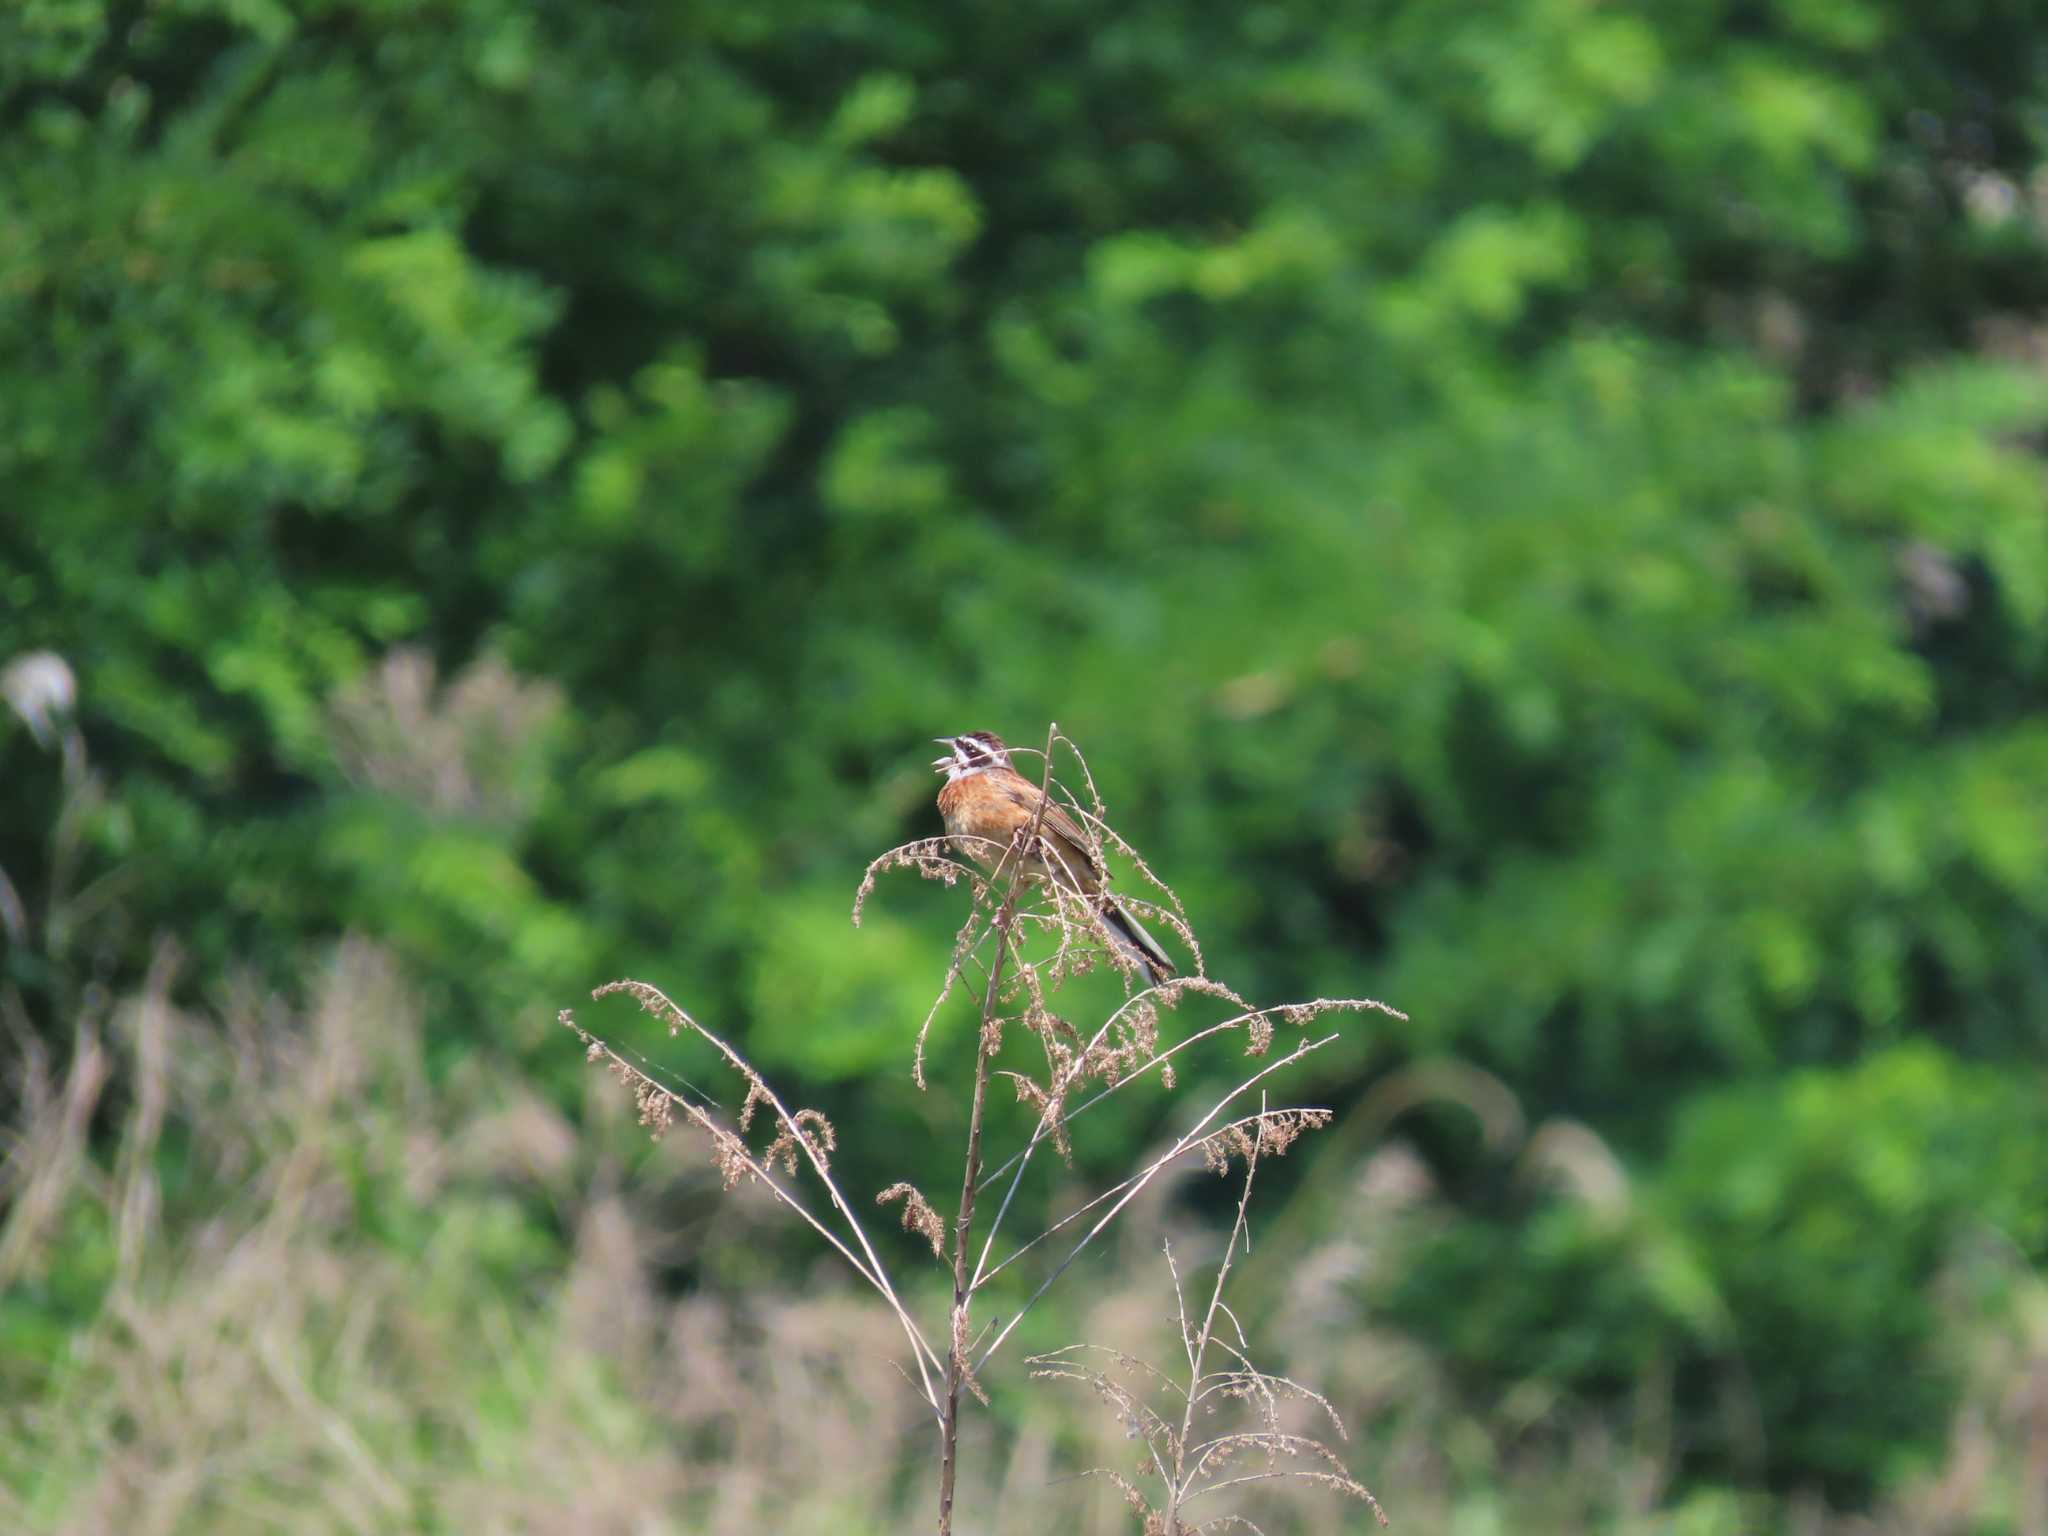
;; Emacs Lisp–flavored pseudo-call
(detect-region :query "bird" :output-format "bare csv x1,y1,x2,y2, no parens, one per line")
932,731,1177,985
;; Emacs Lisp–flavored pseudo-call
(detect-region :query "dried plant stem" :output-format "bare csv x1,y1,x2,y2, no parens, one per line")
937,721,1059,1536
1165,1099,1265,1535
936,911,1009,1535
570,988,946,1418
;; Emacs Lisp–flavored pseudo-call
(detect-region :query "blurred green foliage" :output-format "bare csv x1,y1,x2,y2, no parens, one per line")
1382,1043,2048,1495
6,0,2048,1521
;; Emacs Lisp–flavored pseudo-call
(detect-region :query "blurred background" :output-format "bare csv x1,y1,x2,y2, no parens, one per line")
5,1,2048,1531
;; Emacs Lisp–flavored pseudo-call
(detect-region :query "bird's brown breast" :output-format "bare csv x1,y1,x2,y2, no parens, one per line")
938,771,1105,889
937,773,1018,843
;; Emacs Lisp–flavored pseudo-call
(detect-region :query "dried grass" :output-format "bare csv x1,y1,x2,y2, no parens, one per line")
327,648,563,822
0,946,2040,1534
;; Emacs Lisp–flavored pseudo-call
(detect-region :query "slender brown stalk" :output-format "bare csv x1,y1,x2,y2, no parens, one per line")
1164,1097,1263,1535
563,1001,946,1412
935,898,1009,1534
937,722,1060,1536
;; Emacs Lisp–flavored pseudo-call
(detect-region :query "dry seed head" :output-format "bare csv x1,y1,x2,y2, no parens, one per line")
877,1182,946,1260
1257,1106,1331,1156
633,1079,675,1140
1162,974,1256,1015
1045,1468,1154,1527
1077,995,1163,1088
852,838,988,927
707,1123,752,1190
1029,1005,1080,1045
1005,1072,1073,1163
1198,1109,1332,1175
1009,1075,1048,1117
738,1080,770,1134
765,1107,836,1176
1246,1012,1274,1056
951,1307,989,1406
592,977,693,1035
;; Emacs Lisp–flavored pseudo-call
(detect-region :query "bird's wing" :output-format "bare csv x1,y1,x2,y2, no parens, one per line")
1001,779,1105,890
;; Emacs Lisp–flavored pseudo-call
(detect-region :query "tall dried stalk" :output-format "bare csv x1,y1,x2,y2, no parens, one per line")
936,723,1059,1532
564,723,1404,1532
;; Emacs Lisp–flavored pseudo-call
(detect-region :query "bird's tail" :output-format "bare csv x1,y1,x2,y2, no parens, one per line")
1101,896,1177,986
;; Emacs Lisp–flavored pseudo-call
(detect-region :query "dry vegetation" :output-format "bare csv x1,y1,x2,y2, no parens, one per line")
1028,1115,1387,1535
2,939,2045,1532
565,725,1401,1532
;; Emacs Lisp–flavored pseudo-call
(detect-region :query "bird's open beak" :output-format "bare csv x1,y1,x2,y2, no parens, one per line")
931,736,957,772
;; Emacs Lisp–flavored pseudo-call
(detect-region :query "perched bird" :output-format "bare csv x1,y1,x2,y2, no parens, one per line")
933,731,1177,984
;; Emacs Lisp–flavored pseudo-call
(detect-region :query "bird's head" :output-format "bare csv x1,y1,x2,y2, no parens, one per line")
932,731,1012,780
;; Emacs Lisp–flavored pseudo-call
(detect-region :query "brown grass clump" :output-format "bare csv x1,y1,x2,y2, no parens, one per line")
0,941,957,1535
327,647,564,822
